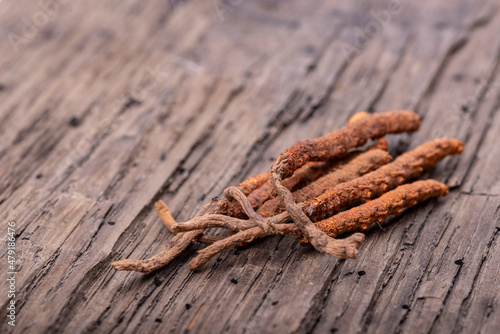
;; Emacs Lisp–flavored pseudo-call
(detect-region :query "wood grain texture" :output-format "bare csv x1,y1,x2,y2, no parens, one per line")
0,0,499,333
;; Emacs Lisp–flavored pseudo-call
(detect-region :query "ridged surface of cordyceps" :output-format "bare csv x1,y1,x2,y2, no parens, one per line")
257,149,392,217
234,171,271,196
188,180,449,271
315,180,449,237
306,138,464,220
236,138,389,218
272,110,420,179
112,110,465,275
224,159,343,218
268,110,420,258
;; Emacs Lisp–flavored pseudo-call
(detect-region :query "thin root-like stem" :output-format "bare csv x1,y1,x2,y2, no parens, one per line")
271,168,365,259
111,173,275,273
224,186,276,233
111,200,222,273
189,225,300,270
167,214,257,232
112,230,202,273
197,235,226,245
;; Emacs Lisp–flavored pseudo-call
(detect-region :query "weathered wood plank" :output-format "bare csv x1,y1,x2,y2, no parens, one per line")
0,0,499,333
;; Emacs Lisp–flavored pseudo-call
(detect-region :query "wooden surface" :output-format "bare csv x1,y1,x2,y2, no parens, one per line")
1,0,499,333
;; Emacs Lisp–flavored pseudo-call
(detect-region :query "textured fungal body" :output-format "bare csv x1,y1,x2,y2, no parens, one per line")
272,110,420,179
257,148,392,217
245,160,339,210
223,159,340,218
315,180,448,237
234,171,270,196
306,138,463,220
112,109,465,274
188,180,448,270
267,110,420,258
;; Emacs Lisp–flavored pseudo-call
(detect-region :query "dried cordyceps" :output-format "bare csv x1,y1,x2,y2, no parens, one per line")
256,148,392,217
160,137,462,236
306,138,464,220
314,179,449,237
188,179,448,270
112,109,464,274
112,171,272,273
270,110,420,258
272,110,420,179
155,148,391,234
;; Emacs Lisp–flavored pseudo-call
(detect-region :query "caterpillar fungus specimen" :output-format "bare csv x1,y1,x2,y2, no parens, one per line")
112,110,464,273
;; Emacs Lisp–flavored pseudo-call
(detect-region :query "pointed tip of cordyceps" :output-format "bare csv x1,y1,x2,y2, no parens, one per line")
154,200,177,232
111,259,154,274
455,139,465,153
348,111,370,124
154,199,166,207
435,137,465,154
110,260,129,271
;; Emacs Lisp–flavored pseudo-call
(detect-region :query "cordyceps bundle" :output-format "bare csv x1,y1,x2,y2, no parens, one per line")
112,110,464,273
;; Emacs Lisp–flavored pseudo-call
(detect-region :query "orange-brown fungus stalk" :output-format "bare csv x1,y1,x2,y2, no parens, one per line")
171,138,463,235
306,138,464,221
270,110,420,258
314,179,448,237
188,179,448,270
112,109,465,275
272,110,420,180
257,149,392,217
233,138,389,218
233,171,270,196
224,160,340,218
